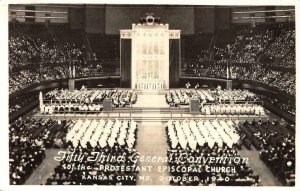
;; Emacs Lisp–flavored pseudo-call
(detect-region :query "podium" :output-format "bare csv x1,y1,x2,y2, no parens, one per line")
103,98,112,112
190,99,200,114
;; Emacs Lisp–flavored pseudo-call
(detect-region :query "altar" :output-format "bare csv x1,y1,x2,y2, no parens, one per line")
120,14,180,90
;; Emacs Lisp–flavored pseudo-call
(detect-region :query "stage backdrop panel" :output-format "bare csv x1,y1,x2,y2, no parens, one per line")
120,39,131,88
169,39,180,88
105,5,194,35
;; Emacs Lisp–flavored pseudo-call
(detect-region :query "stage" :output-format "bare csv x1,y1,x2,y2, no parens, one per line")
34,90,269,122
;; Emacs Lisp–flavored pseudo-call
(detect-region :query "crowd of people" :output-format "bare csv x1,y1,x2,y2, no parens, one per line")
182,62,227,78
280,51,295,69
9,33,100,95
232,66,295,96
75,61,120,78
167,120,241,149
9,104,22,115
46,119,139,185
181,64,295,97
166,119,260,186
200,104,265,116
215,25,295,67
181,25,295,97
9,65,69,95
65,119,137,149
9,118,71,184
237,120,295,185
9,35,86,67
41,89,137,114
259,95,295,116
231,28,274,64
210,89,257,102
265,29,295,67
9,36,119,94
76,63,104,78
166,89,259,107
9,117,139,185
166,89,215,106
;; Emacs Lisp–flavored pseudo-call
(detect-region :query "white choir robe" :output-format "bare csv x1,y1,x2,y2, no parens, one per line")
117,137,126,146
207,138,215,149
108,137,115,148
196,135,205,146
99,138,107,148
179,138,187,150
171,139,178,149
217,138,223,148
188,138,197,150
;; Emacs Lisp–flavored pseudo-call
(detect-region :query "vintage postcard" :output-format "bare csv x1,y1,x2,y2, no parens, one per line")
1,1,298,190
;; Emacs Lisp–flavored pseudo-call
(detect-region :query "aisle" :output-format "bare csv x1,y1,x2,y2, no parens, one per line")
25,149,64,185
238,147,281,186
131,92,170,184
135,121,169,185
132,92,169,108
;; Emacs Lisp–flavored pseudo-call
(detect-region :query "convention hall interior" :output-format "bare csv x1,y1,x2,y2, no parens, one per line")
8,4,295,186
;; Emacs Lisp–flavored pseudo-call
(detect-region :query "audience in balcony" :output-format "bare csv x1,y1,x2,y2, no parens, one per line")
181,25,295,97
9,65,69,95
76,63,104,78
233,28,274,64
9,36,86,67
265,29,294,63
232,66,295,96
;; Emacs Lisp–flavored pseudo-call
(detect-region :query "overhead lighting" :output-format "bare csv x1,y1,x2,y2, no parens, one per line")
232,15,295,20
9,9,68,14
233,9,295,14
9,15,68,19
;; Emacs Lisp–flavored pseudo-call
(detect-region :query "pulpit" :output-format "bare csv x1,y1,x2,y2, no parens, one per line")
190,99,200,114
103,98,112,112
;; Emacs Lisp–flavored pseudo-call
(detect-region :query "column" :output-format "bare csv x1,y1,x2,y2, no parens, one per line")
68,79,75,90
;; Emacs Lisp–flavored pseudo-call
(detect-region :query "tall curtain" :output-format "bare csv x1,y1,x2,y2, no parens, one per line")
120,39,131,87
169,39,180,88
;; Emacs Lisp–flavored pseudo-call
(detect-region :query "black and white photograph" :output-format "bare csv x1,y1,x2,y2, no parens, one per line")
1,1,298,189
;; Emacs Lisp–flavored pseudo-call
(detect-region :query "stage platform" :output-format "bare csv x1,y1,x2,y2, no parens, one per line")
34,92,270,122
33,110,269,122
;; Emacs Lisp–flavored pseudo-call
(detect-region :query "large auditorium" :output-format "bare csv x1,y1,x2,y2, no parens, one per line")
5,3,296,187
